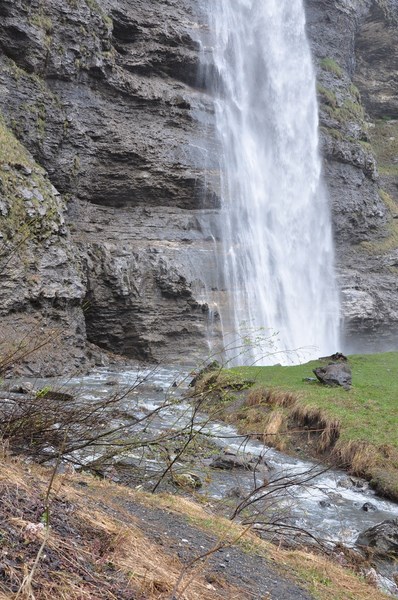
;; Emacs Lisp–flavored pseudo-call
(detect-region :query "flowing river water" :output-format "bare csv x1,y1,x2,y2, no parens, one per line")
202,0,340,365
30,365,398,594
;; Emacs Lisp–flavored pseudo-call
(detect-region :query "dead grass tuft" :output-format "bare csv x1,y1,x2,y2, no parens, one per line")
332,440,381,475
0,452,244,600
262,410,288,451
246,386,298,408
291,405,341,452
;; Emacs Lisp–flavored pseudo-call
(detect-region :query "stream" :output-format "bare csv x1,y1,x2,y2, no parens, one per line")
25,364,398,595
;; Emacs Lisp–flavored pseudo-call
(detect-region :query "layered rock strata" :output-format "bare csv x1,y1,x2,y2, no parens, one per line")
307,0,398,352
0,0,397,372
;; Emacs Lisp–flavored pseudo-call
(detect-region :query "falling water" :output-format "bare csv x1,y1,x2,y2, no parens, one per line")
206,0,340,365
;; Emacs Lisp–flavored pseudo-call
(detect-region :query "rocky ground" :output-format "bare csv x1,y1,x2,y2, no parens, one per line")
0,449,392,600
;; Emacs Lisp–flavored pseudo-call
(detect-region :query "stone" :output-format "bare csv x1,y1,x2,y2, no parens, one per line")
319,353,348,362
209,451,269,473
362,502,377,512
37,390,75,402
356,518,398,556
9,382,33,394
319,500,332,508
14,163,32,176
226,486,245,499
313,363,352,389
173,472,202,489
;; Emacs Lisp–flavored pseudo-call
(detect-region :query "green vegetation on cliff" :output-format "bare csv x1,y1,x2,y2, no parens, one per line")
370,118,398,178
319,57,343,79
0,114,65,245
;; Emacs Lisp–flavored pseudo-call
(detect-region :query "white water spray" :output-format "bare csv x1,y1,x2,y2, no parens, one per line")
207,0,340,364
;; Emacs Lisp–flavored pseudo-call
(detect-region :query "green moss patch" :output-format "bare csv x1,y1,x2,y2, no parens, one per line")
319,58,343,79
0,114,64,245
361,189,398,253
370,119,398,174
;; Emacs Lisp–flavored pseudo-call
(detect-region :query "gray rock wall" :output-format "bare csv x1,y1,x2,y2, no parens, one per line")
0,0,397,373
306,0,398,351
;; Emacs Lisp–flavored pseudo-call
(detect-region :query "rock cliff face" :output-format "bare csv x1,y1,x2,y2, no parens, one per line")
0,0,397,373
306,0,398,352
0,0,215,371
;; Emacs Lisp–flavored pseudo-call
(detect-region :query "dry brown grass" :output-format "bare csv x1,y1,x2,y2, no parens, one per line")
291,405,341,453
0,451,244,600
243,390,341,453
0,448,392,600
332,440,381,475
246,386,298,408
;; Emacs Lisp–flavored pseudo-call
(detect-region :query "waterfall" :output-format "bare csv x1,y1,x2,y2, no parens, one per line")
205,0,340,365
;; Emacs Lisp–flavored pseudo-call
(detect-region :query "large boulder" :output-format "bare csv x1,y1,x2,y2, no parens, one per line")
356,518,398,556
313,363,352,390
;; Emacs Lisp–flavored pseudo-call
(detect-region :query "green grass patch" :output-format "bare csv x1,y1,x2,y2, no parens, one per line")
317,84,338,108
320,126,345,141
0,114,64,244
370,119,398,173
361,189,398,253
230,353,398,449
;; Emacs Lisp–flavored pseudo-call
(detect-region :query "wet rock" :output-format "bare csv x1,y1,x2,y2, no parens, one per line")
209,451,269,473
362,502,377,512
337,476,368,491
226,486,245,499
356,518,398,556
362,568,398,597
313,363,352,390
37,390,75,402
9,382,33,394
319,500,332,508
173,472,202,489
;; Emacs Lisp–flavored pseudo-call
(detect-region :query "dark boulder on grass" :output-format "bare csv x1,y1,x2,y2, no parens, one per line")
356,518,398,556
313,363,352,390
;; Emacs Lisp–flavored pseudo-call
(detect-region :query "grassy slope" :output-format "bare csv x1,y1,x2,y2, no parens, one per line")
0,451,391,600
203,353,398,500
231,353,398,449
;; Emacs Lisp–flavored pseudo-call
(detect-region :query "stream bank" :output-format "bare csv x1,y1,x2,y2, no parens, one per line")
192,353,398,503
2,447,393,600
3,361,398,596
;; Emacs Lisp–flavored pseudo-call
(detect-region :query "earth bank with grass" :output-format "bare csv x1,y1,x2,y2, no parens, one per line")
194,352,398,502
0,447,393,600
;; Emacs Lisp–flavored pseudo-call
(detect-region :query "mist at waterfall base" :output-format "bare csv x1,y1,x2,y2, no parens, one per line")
205,0,340,366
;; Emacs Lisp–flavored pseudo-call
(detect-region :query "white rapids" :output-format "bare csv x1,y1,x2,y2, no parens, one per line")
206,0,340,365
